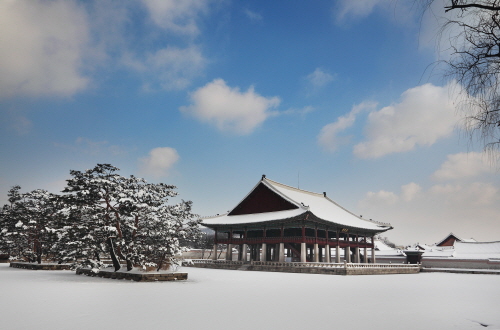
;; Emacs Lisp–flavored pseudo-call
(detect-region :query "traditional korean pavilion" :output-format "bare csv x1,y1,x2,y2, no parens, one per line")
202,175,393,263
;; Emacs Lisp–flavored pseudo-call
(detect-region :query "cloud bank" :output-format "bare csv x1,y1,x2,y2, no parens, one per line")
0,0,90,98
358,151,500,244
319,82,460,158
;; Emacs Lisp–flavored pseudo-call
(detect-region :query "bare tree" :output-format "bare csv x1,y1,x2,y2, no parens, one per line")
424,0,500,157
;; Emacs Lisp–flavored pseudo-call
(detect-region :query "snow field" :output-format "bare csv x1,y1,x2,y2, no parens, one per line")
1,264,499,330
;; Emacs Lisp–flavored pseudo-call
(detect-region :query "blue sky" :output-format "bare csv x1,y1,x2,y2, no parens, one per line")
1,0,499,245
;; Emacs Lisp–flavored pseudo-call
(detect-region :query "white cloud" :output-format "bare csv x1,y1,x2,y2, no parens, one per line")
433,152,497,181
0,0,90,98
306,68,335,88
139,147,180,178
245,9,263,22
401,182,421,202
318,101,377,152
10,115,33,135
362,190,399,206
335,0,388,23
181,79,280,135
359,182,421,207
353,83,459,159
141,0,211,35
54,137,129,156
123,45,206,91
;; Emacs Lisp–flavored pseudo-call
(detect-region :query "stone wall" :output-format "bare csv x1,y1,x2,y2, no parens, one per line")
422,258,500,270
76,268,188,281
10,262,71,270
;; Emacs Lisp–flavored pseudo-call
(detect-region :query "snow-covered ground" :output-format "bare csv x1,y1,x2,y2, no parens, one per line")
1,264,499,330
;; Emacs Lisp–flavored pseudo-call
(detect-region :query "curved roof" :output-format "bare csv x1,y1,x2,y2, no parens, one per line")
202,177,392,233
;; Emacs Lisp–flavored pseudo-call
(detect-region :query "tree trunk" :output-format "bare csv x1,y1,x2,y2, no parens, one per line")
106,237,121,271
126,259,133,271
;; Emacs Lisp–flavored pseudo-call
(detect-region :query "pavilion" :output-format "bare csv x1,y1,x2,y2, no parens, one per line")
202,175,393,263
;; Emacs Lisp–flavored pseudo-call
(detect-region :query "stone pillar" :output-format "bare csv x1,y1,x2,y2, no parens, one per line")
346,246,351,263
261,243,267,262
212,244,218,260
300,242,307,262
325,245,331,263
314,244,319,262
354,247,360,263
335,245,340,263
226,244,233,261
278,242,285,262
242,244,248,262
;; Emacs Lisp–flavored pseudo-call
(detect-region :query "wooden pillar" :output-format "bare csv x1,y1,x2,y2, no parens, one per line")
335,245,340,263
346,246,351,263
325,244,331,263
354,247,360,263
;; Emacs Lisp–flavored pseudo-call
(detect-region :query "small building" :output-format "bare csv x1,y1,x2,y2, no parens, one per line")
201,175,393,263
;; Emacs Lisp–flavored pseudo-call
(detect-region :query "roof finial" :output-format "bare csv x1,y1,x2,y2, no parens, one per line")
261,174,266,180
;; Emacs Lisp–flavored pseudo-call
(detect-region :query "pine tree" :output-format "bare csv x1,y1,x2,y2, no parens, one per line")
61,164,201,272
0,186,62,263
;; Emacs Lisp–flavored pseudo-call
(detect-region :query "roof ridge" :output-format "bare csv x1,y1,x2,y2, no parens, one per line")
264,178,323,197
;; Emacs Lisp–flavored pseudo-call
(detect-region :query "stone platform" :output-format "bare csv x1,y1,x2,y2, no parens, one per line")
10,262,71,270
185,260,421,275
76,268,188,282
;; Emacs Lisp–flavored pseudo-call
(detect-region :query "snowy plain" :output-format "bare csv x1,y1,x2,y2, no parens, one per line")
1,264,499,330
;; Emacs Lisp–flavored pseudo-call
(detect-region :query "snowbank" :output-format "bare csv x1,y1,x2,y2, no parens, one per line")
0,264,499,330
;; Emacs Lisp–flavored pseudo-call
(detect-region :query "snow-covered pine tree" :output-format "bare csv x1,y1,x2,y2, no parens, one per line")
0,186,62,263
0,186,26,260
61,164,201,272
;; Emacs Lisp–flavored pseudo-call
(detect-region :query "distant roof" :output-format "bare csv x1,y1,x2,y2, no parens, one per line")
422,240,500,259
202,176,392,233
453,241,500,259
435,232,476,246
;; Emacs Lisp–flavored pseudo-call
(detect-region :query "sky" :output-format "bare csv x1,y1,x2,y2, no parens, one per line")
1,0,499,246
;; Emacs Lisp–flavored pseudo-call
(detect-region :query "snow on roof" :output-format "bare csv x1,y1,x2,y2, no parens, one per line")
202,208,305,225
263,178,391,230
202,177,392,232
374,240,395,251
